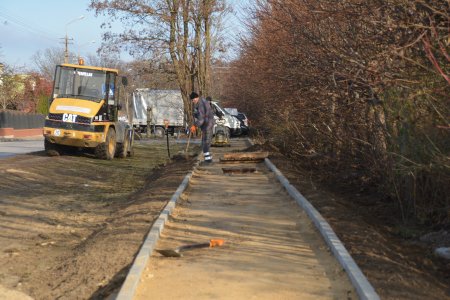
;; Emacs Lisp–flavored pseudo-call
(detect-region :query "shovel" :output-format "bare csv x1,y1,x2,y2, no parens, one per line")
156,239,224,257
184,130,192,157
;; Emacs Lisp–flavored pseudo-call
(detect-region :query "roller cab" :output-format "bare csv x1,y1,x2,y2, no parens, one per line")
43,62,133,159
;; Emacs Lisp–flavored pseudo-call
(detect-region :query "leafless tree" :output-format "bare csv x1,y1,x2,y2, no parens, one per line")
32,47,70,80
90,0,228,121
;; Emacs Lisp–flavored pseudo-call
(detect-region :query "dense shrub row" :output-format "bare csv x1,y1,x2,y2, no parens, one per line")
223,0,449,226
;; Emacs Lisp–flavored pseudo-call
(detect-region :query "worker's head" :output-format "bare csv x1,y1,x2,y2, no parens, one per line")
190,92,199,104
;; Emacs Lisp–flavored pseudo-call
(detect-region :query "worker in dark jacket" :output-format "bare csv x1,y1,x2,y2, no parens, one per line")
190,92,215,164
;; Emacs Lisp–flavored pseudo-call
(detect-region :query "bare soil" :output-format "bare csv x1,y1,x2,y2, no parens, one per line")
268,153,450,300
0,139,199,300
135,139,356,299
0,137,449,300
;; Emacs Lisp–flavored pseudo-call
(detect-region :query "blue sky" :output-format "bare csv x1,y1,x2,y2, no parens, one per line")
0,0,250,69
0,0,109,67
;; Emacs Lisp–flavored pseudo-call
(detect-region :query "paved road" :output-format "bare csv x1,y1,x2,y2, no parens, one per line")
0,139,44,158
0,137,201,159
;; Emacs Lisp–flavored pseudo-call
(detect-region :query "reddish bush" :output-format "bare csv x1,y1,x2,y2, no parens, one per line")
223,0,450,225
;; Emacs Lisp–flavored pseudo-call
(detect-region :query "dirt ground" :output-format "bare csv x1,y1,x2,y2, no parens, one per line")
0,139,199,300
268,153,450,300
0,137,449,299
135,139,356,299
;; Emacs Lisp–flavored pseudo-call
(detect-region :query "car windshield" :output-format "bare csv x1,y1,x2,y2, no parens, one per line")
213,102,229,116
53,66,107,102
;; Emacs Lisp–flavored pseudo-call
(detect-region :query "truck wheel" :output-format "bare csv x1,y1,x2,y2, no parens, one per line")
44,139,62,156
154,126,165,138
95,127,116,160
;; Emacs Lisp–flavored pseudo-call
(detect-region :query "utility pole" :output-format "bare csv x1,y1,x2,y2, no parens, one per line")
63,35,74,64
63,15,85,63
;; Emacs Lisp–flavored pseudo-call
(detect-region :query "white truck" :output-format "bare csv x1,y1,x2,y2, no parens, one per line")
132,90,241,137
132,89,185,136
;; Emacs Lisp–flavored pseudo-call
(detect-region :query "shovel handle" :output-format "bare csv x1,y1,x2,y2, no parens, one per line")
178,242,210,251
177,239,225,252
185,131,192,152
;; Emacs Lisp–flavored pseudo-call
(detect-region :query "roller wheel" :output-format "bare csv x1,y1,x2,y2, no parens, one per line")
116,132,130,158
45,139,62,156
95,127,116,160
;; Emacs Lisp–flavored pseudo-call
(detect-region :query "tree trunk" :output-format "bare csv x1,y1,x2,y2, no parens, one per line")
203,0,212,97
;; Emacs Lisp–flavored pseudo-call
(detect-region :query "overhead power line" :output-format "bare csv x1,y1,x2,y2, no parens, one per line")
0,6,59,42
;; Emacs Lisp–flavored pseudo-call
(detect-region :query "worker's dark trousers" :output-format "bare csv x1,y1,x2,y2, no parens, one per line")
202,126,213,161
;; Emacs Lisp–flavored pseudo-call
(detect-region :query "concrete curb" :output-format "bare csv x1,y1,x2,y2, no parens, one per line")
264,158,380,300
115,168,195,300
115,137,378,299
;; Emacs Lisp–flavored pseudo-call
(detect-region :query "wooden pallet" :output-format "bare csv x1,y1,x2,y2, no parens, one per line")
219,151,269,162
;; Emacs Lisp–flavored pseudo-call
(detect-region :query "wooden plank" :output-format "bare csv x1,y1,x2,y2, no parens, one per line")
220,151,269,162
222,167,257,174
